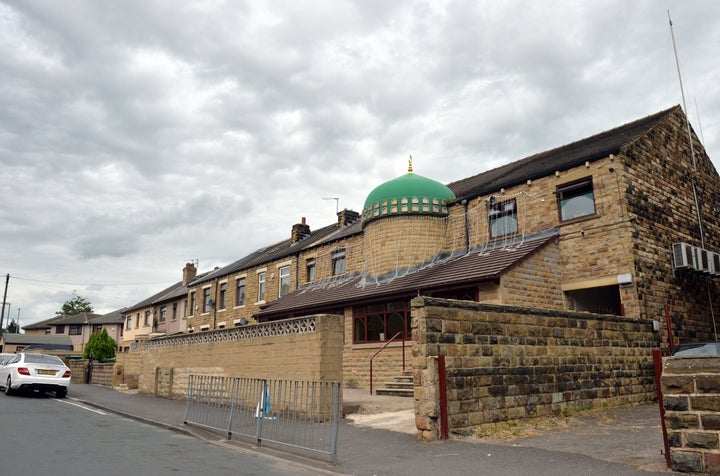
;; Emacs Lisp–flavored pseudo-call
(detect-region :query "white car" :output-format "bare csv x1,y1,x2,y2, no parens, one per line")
0,353,71,398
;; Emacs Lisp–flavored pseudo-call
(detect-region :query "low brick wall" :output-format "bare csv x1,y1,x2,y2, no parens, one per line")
412,297,660,441
130,315,343,398
662,356,720,473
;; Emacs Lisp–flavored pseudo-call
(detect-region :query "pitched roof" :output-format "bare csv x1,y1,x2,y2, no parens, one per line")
123,269,213,313
89,308,126,325
448,105,680,201
2,333,73,346
44,312,102,325
191,219,363,286
256,230,558,319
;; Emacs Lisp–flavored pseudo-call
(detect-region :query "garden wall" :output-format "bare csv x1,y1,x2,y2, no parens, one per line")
412,297,661,441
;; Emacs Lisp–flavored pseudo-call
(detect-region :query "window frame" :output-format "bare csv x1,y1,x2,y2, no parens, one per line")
306,258,316,282
69,324,82,336
144,310,151,327
235,277,246,307
278,265,290,297
352,301,411,344
218,282,227,310
55,324,65,334
202,286,212,314
159,306,167,323
257,271,266,302
331,248,346,276
557,177,596,222
488,198,518,238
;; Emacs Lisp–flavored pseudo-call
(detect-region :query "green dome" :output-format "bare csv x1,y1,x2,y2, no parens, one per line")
362,168,456,225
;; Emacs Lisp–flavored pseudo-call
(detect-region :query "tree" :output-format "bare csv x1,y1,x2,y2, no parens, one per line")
84,329,116,362
56,295,93,316
5,319,19,333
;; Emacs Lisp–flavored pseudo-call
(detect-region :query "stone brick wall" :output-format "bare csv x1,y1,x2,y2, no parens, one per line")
132,315,343,398
412,296,660,441
662,356,720,473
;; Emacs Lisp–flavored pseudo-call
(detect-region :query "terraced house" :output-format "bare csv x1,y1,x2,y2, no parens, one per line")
164,105,719,390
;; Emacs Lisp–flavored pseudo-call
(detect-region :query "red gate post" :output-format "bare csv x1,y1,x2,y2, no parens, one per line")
652,348,672,469
438,355,449,440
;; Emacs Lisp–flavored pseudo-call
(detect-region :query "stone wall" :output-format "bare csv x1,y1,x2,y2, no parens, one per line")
662,356,720,473
131,315,343,398
412,297,660,441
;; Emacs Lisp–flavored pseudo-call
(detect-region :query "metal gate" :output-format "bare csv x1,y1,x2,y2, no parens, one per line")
184,375,342,462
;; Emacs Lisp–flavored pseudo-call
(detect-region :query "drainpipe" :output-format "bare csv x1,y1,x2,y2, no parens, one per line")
213,277,219,329
462,199,470,252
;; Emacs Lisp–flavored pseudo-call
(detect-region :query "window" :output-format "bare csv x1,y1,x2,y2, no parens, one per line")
557,178,596,222
172,303,177,321
258,272,266,302
235,278,246,306
189,292,196,316
488,198,518,238
352,301,411,343
279,266,290,297
135,313,140,328
202,287,211,313
306,258,316,282
126,317,131,330
159,306,167,323
56,324,65,334
331,248,346,276
566,285,622,315
218,282,227,310
69,324,81,335
144,310,151,326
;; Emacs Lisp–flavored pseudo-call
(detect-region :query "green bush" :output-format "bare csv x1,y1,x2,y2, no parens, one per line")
84,329,116,362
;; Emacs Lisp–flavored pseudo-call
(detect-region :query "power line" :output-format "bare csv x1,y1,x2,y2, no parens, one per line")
8,274,172,287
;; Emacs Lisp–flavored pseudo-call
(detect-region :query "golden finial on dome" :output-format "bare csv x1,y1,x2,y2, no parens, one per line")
408,155,413,173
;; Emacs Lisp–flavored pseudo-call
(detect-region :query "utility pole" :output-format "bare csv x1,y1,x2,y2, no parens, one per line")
0,274,8,333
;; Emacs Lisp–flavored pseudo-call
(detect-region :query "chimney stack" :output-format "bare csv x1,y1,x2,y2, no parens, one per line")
291,217,311,243
337,209,360,227
183,262,197,285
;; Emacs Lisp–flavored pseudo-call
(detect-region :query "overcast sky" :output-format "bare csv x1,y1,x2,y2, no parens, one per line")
1,0,719,328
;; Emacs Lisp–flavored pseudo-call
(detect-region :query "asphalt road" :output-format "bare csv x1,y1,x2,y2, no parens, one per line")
0,391,321,476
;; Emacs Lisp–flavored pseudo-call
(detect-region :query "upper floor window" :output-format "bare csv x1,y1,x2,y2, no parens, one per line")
189,292,196,316
136,313,140,328
69,324,82,335
202,287,212,313
557,178,596,222
144,310,151,326
332,248,346,276
159,306,167,323
306,258,316,282
218,282,227,310
258,272,266,302
235,278,246,306
56,324,65,334
489,198,518,238
279,266,290,297
126,317,131,330
172,303,177,321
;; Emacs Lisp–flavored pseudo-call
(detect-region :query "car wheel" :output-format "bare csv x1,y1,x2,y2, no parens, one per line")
55,388,67,399
5,376,14,396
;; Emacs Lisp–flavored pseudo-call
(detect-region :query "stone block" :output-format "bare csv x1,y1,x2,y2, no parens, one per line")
664,396,689,411
666,413,700,430
686,431,719,449
691,396,720,412
671,450,703,473
661,375,694,394
702,414,720,431
705,452,720,473
696,375,720,393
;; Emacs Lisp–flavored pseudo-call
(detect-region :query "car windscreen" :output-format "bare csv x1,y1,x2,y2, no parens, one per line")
672,343,720,357
24,354,65,365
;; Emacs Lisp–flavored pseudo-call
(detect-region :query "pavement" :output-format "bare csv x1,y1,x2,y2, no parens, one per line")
68,384,678,475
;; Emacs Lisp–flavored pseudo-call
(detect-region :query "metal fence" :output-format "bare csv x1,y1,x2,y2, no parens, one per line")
184,375,342,462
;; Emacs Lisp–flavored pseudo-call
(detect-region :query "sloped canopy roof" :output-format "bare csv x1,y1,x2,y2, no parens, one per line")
256,230,558,319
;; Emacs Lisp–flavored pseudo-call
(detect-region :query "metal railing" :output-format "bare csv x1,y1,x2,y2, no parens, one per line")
184,375,342,463
369,331,405,395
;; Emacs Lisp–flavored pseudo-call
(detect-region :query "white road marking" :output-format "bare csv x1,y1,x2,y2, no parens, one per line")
57,400,107,415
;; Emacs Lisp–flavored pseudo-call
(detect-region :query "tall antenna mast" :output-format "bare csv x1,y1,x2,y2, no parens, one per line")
668,11,716,340
322,197,340,214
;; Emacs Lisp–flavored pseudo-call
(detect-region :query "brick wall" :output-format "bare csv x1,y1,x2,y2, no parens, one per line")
412,296,660,441
662,356,720,473
131,315,343,398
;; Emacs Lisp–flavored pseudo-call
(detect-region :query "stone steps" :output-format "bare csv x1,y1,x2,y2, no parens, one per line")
375,373,413,397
